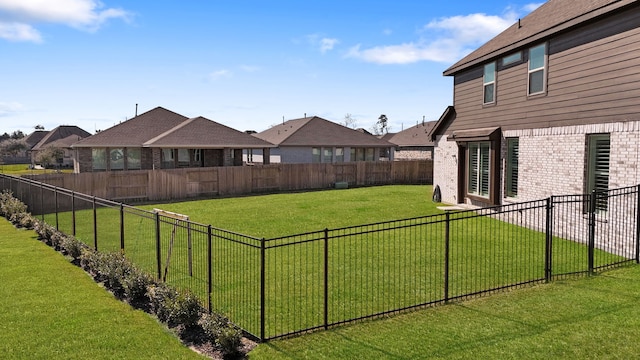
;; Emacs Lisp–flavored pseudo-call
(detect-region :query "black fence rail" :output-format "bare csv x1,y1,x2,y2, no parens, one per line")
1,174,639,341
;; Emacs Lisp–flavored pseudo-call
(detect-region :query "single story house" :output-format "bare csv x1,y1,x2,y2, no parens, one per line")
249,116,394,163
30,126,91,168
385,121,436,160
71,106,274,172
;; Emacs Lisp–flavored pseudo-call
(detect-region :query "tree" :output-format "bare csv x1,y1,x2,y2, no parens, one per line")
34,124,45,130
35,146,65,168
10,130,24,139
342,113,357,129
0,138,27,158
370,114,390,135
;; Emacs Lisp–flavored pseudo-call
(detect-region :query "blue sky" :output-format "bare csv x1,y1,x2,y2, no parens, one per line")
0,0,543,136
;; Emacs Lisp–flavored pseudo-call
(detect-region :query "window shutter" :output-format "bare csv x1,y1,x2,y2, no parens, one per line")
588,134,610,211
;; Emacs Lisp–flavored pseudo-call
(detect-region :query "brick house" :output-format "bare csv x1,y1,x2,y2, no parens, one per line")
72,107,274,172
250,116,394,163
31,126,91,168
385,121,436,161
429,0,640,207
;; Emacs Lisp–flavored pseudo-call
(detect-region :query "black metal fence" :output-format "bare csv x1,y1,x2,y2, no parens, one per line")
1,174,638,341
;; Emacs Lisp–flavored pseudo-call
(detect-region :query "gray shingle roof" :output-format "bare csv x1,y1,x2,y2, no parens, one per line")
144,116,274,149
31,126,91,150
254,116,392,147
444,0,634,76
23,130,49,149
387,121,436,147
72,107,188,148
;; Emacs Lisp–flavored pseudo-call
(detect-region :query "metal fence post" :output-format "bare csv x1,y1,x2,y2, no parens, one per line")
260,237,266,342
71,191,76,236
120,204,125,251
588,190,596,275
636,184,640,264
207,225,213,312
444,212,450,303
545,197,553,282
323,228,329,330
54,187,59,231
93,196,98,251
155,212,162,280
40,182,44,221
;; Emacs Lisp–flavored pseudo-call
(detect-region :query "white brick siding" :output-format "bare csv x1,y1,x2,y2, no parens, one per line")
434,120,640,205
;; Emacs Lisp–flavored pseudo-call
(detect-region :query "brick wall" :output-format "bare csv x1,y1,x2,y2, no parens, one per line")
434,120,640,205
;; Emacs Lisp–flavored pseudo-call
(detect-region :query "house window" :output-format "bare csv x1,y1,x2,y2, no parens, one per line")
127,148,141,170
92,148,107,171
468,142,491,197
178,149,190,167
587,134,610,211
366,148,375,161
110,148,124,170
335,148,344,162
162,148,175,168
194,149,202,165
312,147,321,163
502,52,522,66
483,62,496,104
528,44,546,95
323,148,333,163
506,138,519,197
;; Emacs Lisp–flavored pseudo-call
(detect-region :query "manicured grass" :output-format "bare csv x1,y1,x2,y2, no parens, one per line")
40,185,627,339
250,264,640,359
0,163,72,175
0,220,205,359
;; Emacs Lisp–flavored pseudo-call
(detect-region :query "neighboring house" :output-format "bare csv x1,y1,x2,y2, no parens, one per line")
386,121,436,160
250,116,393,163
31,126,91,168
429,0,640,207
71,106,274,173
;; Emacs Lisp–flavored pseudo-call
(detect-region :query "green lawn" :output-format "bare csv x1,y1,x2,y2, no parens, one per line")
34,185,628,339
250,264,640,359
0,219,205,360
0,163,72,175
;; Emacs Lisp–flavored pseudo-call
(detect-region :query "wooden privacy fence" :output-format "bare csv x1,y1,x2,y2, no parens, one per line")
25,160,432,202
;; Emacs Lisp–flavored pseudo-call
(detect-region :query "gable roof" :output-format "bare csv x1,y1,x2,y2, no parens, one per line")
23,130,49,149
73,107,188,148
144,116,274,149
387,121,436,147
444,0,635,76
254,116,392,147
31,126,91,151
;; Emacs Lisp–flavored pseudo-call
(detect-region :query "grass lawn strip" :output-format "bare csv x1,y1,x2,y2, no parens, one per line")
250,265,640,359
0,219,205,360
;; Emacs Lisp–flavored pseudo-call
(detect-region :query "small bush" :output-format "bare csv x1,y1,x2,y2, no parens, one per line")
201,312,242,358
17,213,36,229
61,235,86,262
123,267,156,309
96,252,132,297
148,283,179,323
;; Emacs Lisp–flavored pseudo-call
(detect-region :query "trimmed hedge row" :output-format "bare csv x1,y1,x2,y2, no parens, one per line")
0,190,243,359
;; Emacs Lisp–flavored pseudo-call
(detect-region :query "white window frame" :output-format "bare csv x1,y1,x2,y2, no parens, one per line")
468,142,491,198
505,138,519,198
528,43,547,96
483,62,496,104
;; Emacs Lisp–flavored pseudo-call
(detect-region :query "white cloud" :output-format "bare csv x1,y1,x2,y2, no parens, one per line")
319,37,339,53
0,0,131,42
0,22,41,42
239,65,260,73
304,33,339,53
523,3,544,12
0,101,25,117
208,69,232,81
345,6,536,65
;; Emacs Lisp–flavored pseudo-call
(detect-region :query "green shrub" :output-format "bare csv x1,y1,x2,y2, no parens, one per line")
123,266,156,309
17,212,36,229
200,312,242,358
95,252,132,297
147,285,203,329
61,235,86,262
147,283,179,323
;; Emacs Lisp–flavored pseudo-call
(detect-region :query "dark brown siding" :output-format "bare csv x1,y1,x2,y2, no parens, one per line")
448,10,640,133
